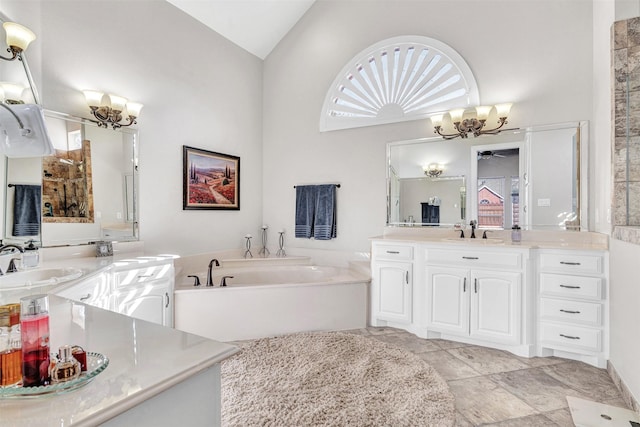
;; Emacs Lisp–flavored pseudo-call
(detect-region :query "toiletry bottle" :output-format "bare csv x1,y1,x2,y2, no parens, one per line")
50,345,81,383
511,225,522,243
0,304,22,386
20,295,50,387
71,345,87,372
22,240,39,269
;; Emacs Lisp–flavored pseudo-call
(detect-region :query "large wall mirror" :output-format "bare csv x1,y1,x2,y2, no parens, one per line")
387,121,587,231
3,110,139,247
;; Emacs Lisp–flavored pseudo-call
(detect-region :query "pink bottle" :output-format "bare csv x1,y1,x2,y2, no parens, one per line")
20,295,50,387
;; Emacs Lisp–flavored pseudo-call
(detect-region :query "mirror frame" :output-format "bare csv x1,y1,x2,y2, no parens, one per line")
386,121,589,230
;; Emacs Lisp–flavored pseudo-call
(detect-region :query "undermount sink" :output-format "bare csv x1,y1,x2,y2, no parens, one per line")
441,238,505,245
0,267,83,291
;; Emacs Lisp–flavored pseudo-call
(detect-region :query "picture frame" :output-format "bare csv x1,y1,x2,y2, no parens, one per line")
183,145,240,210
95,240,113,257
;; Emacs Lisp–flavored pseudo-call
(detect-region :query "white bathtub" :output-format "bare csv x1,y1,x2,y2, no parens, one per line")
174,264,370,342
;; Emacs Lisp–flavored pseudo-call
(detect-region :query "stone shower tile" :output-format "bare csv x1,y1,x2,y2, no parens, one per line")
628,16,640,47
418,350,481,381
448,376,537,425
541,362,623,402
614,19,628,50
489,368,582,412
447,346,529,375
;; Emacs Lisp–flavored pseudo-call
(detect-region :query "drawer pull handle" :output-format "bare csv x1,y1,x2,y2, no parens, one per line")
559,284,581,289
560,261,581,266
386,250,400,254
560,309,581,314
79,293,91,301
462,256,479,260
559,334,580,340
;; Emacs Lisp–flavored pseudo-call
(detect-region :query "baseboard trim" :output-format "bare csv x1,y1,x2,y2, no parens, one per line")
608,360,640,414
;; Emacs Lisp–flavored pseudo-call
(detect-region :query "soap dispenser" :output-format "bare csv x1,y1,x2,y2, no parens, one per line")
22,240,39,269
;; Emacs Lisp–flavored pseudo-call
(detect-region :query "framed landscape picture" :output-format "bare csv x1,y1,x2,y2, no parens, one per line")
183,145,240,210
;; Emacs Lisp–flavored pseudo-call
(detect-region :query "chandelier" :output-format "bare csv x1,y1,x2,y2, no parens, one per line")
423,163,444,178
83,91,143,129
431,103,513,140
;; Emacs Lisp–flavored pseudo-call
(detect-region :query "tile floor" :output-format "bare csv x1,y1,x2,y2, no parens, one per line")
345,327,629,426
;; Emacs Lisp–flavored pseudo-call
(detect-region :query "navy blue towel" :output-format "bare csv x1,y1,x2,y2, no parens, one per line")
295,185,317,238
313,184,337,240
13,184,41,236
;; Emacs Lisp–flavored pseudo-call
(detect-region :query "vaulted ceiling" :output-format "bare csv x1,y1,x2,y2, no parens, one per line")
167,0,316,59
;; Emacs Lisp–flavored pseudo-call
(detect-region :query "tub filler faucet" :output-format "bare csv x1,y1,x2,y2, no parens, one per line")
206,258,220,287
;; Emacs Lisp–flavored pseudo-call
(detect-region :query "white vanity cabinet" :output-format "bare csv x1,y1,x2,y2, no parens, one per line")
55,272,112,310
370,243,414,325
424,248,524,346
111,259,175,328
54,257,176,328
536,249,608,368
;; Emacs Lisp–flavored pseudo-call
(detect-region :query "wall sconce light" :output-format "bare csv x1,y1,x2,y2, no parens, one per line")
423,163,444,178
83,90,143,129
0,82,26,104
431,103,513,140
0,22,36,62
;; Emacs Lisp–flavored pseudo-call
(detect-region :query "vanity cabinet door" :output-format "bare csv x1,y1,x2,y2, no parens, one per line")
113,278,172,327
373,261,412,324
470,270,521,345
425,266,468,336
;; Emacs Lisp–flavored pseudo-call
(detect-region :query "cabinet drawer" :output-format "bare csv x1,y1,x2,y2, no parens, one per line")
114,263,174,288
539,253,603,275
425,249,521,269
539,273,603,300
539,298,602,326
539,322,602,352
373,244,414,261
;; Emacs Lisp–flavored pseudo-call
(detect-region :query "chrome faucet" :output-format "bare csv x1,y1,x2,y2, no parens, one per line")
0,244,24,275
469,220,477,239
206,258,220,286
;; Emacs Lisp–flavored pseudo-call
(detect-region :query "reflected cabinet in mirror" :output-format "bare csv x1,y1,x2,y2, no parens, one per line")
3,110,139,246
387,121,587,230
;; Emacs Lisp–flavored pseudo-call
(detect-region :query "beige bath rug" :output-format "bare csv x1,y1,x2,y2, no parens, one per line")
221,331,455,426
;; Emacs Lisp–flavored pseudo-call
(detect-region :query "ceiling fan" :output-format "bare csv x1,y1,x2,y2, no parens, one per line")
477,150,506,160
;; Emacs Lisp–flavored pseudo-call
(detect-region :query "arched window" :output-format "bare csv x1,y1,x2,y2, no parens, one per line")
320,36,479,132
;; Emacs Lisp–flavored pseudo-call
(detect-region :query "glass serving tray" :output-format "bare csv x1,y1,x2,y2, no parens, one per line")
0,352,109,398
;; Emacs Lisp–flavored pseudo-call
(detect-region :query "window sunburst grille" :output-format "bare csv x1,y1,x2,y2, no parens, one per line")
320,36,479,132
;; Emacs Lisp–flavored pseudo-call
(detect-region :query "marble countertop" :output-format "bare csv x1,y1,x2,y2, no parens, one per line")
0,295,239,426
371,229,609,251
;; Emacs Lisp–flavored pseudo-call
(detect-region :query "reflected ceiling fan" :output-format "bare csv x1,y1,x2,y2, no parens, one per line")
477,150,506,160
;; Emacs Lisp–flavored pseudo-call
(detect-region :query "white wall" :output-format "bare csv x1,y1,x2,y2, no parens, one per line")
609,239,640,404
0,0,264,255
262,0,594,253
